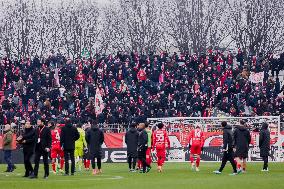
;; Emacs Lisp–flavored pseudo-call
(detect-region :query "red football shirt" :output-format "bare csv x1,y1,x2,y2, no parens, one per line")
51,128,61,146
152,129,170,150
189,128,204,147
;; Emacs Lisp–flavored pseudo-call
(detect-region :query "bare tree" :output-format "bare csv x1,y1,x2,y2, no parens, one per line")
1,0,283,57
119,0,164,53
0,0,101,59
165,0,231,53
229,0,284,55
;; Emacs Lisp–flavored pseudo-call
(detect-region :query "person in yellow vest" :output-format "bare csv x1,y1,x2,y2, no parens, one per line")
2,124,16,172
75,122,87,172
145,122,152,166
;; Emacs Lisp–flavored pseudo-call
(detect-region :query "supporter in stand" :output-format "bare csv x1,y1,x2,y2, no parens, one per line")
0,50,283,130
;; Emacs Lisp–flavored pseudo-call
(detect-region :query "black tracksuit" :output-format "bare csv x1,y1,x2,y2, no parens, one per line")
125,127,139,170
21,127,36,177
85,127,104,169
137,128,150,172
233,126,251,159
259,126,270,170
60,123,80,174
218,125,237,173
33,126,52,177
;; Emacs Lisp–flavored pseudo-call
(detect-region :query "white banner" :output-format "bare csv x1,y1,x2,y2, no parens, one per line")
249,72,264,83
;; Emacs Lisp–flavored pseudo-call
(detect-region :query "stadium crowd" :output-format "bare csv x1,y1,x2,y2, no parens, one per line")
0,49,283,128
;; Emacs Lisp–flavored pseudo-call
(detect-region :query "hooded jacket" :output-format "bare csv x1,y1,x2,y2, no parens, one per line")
233,125,251,158
60,123,80,150
222,125,234,150
125,127,139,156
85,126,104,158
259,124,270,157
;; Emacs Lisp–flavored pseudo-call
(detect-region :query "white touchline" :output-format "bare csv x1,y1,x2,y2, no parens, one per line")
0,175,124,182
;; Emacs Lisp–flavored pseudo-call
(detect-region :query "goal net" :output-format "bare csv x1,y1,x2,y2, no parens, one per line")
147,116,283,162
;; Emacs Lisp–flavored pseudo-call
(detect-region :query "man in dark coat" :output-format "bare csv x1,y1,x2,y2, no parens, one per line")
30,119,52,179
259,122,270,171
214,121,237,175
85,124,104,175
137,123,151,173
233,120,251,173
60,119,80,175
17,121,36,177
125,123,139,172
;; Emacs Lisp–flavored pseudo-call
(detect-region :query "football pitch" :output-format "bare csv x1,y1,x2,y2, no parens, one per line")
0,163,283,189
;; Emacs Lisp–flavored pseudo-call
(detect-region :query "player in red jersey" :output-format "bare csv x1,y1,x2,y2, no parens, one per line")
188,124,204,172
50,121,65,174
152,123,170,173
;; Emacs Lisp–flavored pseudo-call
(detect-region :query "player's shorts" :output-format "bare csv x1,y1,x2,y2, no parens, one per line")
51,145,64,159
156,149,166,158
75,146,84,157
156,149,166,166
190,145,202,155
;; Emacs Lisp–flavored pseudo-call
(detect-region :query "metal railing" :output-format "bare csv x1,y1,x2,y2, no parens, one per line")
0,123,129,135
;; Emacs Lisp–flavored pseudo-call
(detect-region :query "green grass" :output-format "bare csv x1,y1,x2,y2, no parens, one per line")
0,162,283,189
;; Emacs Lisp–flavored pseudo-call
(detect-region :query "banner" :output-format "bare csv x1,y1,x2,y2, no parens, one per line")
249,72,264,83
95,88,104,115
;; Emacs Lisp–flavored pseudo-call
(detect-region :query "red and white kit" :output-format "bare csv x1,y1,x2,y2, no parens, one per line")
152,129,170,166
51,128,64,159
189,128,204,155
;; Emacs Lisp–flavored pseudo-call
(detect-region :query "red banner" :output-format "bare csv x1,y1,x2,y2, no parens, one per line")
0,132,280,150
103,132,279,148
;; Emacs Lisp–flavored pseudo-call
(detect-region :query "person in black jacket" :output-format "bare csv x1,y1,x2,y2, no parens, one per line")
137,123,151,173
125,123,139,172
60,118,80,175
85,124,104,175
214,121,237,175
233,120,251,173
259,122,270,171
30,119,52,179
17,121,36,177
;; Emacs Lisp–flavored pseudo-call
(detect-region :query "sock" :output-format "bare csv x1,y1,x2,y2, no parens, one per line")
137,160,142,169
237,163,241,170
243,164,246,171
84,159,87,168
196,157,200,167
60,159,65,169
78,158,82,171
190,156,194,164
86,160,90,169
52,162,56,172
157,158,161,166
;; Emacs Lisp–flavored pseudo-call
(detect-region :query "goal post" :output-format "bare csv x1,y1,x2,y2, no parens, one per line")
147,116,283,162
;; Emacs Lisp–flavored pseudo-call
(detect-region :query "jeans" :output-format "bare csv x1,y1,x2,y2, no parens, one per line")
4,150,13,171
